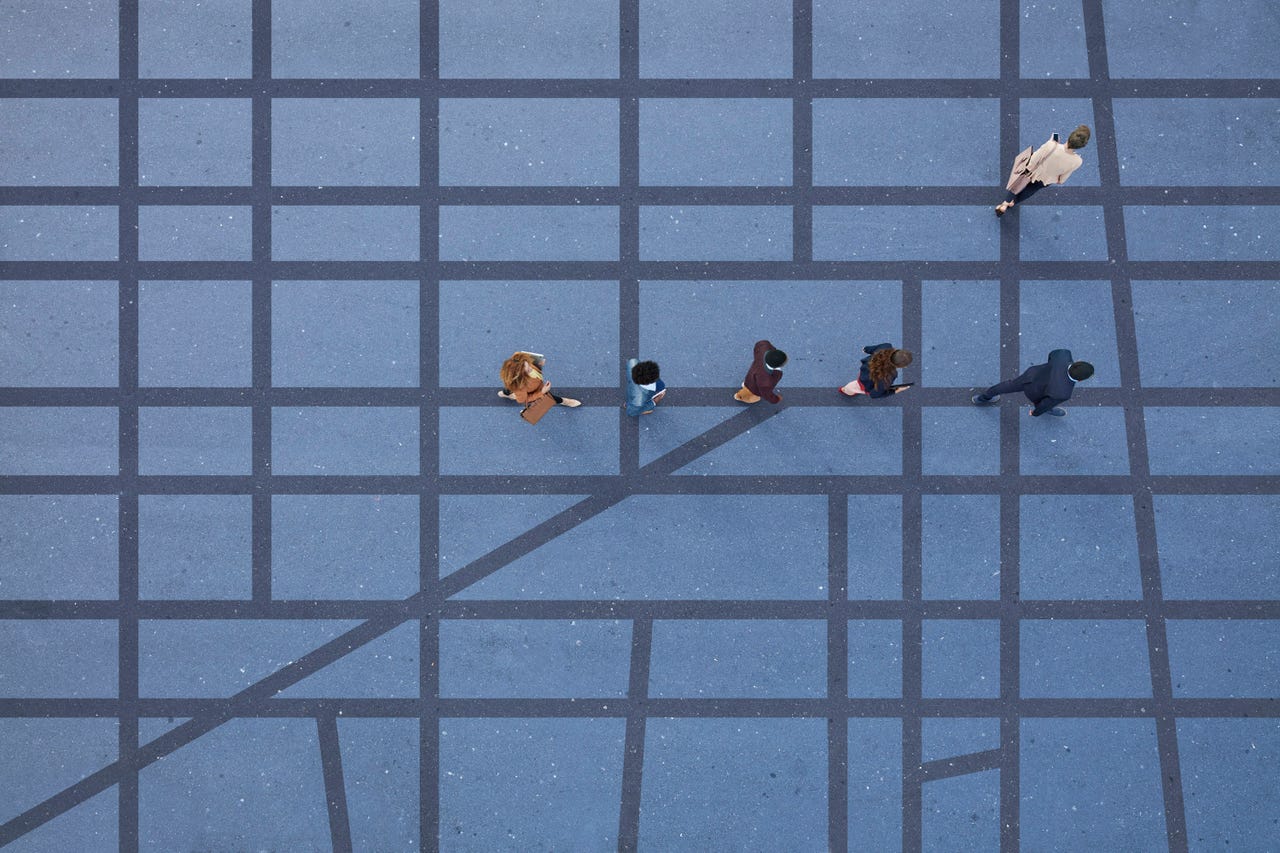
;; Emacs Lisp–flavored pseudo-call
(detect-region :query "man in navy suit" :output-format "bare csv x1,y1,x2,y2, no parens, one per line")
972,349,1094,417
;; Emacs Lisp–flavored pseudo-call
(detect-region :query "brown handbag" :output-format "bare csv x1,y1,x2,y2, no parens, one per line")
520,393,556,425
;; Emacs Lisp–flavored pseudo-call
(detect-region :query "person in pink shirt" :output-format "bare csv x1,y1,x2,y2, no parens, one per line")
996,124,1090,216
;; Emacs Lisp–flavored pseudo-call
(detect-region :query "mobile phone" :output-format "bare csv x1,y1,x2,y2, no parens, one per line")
1052,132,1060,142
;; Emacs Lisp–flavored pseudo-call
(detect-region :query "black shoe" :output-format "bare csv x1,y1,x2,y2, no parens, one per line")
1047,407,1067,417
971,393,999,405
498,390,516,401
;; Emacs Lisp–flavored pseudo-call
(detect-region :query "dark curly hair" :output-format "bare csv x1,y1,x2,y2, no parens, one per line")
631,360,660,385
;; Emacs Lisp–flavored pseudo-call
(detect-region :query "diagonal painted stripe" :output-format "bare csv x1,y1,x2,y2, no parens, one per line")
0,389,778,845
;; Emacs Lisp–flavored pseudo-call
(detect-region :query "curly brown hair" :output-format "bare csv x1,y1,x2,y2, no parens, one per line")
500,352,541,391
867,348,913,388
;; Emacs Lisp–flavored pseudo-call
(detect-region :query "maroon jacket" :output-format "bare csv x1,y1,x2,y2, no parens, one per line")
742,339,783,403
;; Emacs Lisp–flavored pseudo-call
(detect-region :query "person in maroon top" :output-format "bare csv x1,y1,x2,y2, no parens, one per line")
734,339,787,404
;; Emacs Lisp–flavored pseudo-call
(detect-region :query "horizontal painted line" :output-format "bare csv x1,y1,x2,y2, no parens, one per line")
2,388,1276,407
1,475,1276,495
1,78,1276,98
0,697,1273,718
0,599,1274,620
3,187,1279,205
3,261,1278,280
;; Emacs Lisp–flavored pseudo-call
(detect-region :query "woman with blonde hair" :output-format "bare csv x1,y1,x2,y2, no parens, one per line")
840,343,913,398
498,351,581,408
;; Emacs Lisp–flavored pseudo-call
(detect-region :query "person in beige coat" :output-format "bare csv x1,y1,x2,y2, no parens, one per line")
996,124,1090,216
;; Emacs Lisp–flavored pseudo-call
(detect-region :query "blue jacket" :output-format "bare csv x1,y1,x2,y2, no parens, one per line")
626,358,666,416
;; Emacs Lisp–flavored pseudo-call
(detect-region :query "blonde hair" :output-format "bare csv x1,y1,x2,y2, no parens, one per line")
500,352,541,391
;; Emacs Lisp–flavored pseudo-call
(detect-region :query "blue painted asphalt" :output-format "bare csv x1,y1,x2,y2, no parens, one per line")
1,0,1278,851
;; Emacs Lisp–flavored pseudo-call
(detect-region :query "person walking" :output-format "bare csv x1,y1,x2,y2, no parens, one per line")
997,124,1091,216
971,349,1094,417
498,351,581,408
734,340,786,404
840,343,913,398
625,358,666,416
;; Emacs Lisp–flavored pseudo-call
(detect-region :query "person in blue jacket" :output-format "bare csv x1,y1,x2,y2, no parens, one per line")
840,343,913,398
971,349,1093,417
625,358,666,416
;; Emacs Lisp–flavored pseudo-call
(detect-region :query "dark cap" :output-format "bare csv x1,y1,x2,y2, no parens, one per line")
764,349,788,369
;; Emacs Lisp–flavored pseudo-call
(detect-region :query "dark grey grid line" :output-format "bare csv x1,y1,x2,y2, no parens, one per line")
617,617,651,852
4,386,1279,410
617,0,641,479
4,386,1280,410
1082,2,1190,849
826,494,849,852
4,76,1279,98
3,697,1277,721
997,0,1022,847
9,184,1280,206
4,597,1278,623
901,493,924,853
2,389,1280,414
250,0,274,605
6,260,1280,283
318,714,354,853
616,0,646,839
4,474,1278,499
115,1,141,849
900,278,925,852
417,2,441,849
792,0,813,264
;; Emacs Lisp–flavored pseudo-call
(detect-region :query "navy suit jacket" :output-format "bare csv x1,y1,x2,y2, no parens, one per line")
743,339,783,403
1013,349,1076,416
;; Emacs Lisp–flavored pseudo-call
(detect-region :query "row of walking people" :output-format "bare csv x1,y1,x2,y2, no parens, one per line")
498,342,1095,420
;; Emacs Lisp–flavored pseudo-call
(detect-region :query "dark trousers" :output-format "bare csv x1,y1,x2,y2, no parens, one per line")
1005,180,1046,204
982,378,1028,399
